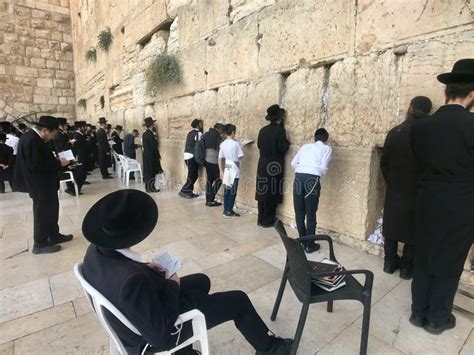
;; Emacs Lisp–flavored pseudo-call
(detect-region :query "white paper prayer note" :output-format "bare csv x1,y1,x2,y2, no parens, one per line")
58,149,75,161
152,251,182,279
240,138,254,145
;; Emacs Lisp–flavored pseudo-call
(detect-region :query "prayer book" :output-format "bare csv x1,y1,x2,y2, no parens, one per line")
311,258,346,292
58,149,75,161
152,251,182,279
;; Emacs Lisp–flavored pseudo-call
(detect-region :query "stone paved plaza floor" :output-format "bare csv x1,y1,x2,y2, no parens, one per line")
0,173,472,355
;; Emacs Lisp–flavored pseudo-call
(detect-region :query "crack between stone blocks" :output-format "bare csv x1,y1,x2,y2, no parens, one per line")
458,327,473,355
321,65,332,128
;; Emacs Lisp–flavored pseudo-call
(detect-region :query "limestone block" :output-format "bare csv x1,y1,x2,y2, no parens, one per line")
30,58,46,69
53,79,69,88
26,47,41,58
19,36,35,47
133,73,146,106
167,17,179,54
38,68,55,78
127,0,168,46
15,66,38,77
36,39,49,49
258,0,352,74
37,78,53,88
284,67,325,146
216,82,249,126
192,89,218,123
166,95,194,139
33,94,58,105
40,48,56,60
58,97,67,105
206,14,259,87
55,70,74,80
166,0,190,19
356,0,474,53
230,0,275,23
154,101,169,139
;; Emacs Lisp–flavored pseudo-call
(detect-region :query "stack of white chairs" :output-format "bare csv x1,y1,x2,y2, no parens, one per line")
73,263,210,355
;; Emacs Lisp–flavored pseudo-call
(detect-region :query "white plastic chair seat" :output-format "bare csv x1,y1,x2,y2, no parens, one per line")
73,263,209,355
118,155,143,187
59,170,78,197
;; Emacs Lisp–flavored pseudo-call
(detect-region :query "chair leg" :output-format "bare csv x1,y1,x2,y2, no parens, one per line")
73,182,79,198
359,298,372,355
271,266,288,321
125,171,129,187
291,301,310,355
327,300,333,313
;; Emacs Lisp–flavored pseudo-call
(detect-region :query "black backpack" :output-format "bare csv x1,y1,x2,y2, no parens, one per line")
193,135,206,165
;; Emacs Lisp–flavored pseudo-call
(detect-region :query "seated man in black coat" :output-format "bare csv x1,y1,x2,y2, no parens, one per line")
82,190,292,355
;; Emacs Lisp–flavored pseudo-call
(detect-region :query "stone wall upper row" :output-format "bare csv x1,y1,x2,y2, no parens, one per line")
0,0,75,121
70,0,474,242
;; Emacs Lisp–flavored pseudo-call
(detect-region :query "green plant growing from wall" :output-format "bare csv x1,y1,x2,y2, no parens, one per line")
98,27,113,52
77,98,87,109
85,48,97,62
145,54,181,95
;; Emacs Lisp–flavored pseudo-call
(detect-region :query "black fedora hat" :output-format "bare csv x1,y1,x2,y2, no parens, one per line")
144,117,156,126
437,59,474,84
115,125,123,130
82,189,158,249
265,104,286,121
57,117,67,125
36,116,59,130
0,133,7,141
98,117,108,124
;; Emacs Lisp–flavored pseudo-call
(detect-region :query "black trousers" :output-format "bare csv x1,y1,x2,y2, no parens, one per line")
180,158,199,195
32,193,60,246
62,166,86,193
146,274,274,354
257,200,278,226
411,270,459,325
98,150,110,177
204,162,221,203
293,173,321,242
384,238,414,269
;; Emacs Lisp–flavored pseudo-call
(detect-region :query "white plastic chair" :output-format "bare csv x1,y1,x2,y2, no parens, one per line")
73,263,210,355
119,155,143,187
112,152,123,179
59,170,79,197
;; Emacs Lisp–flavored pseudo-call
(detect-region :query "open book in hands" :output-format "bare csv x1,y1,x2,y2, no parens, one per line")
152,251,182,279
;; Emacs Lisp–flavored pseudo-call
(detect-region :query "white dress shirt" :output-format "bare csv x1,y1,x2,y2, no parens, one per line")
116,248,142,262
291,141,332,177
6,134,19,155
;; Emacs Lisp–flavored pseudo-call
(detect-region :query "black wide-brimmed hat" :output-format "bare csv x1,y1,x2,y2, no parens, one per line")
18,123,27,130
57,117,67,125
0,133,7,141
144,117,156,126
265,104,286,121
82,189,158,249
36,116,59,130
98,117,108,124
437,59,474,84
115,125,123,130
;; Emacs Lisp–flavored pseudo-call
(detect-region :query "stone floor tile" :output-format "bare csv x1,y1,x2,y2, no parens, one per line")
49,271,84,306
206,255,282,294
0,303,75,344
0,278,53,323
194,250,235,270
72,297,93,317
318,323,404,355
459,329,474,355
188,232,239,255
13,313,108,354
0,342,13,355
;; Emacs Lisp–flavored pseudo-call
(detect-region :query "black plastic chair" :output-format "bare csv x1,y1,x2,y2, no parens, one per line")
271,220,374,355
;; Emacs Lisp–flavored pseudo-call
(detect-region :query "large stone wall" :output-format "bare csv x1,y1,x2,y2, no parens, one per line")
70,0,474,244
0,0,75,122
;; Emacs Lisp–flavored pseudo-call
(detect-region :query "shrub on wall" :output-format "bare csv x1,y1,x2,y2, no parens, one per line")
145,54,181,95
85,48,97,62
77,98,87,109
98,27,113,52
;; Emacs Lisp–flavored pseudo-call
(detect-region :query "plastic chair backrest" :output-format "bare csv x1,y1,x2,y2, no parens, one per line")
118,155,129,170
274,220,312,298
73,263,142,355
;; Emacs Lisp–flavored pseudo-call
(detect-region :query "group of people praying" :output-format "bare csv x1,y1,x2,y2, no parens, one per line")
0,58,472,355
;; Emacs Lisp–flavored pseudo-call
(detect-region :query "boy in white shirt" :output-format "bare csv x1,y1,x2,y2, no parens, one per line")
218,124,244,218
291,128,332,253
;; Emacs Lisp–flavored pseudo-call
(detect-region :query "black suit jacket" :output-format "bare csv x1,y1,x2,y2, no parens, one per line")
142,129,163,177
13,130,60,199
97,127,109,153
54,130,71,153
0,143,13,181
73,132,87,164
111,131,123,154
82,245,181,350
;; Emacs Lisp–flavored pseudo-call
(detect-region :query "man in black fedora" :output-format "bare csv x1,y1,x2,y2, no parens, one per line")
255,105,290,227
111,125,124,155
142,117,163,193
81,189,292,355
97,117,112,179
13,116,74,254
410,58,474,334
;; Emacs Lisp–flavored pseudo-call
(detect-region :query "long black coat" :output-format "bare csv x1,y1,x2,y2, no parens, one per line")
83,245,181,351
380,120,418,244
0,143,13,182
411,105,474,277
142,129,163,179
255,122,290,203
53,130,71,153
111,130,123,154
73,132,87,164
97,127,111,168
13,130,60,199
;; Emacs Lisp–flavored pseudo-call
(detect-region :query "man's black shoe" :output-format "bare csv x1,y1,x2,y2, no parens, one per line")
424,314,456,335
129,176,136,180
255,337,293,355
399,268,413,280
83,181,91,185
223,211,239,218
383,258,400,274
102,175,113,180
50,233,74,244
409,314,425,328
230,211,240,217
64,189,82,196
206,201,222,207
303,243,321,254
179,191,193,199
146,188,160,193
32,244,62,254
259,223,274,228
